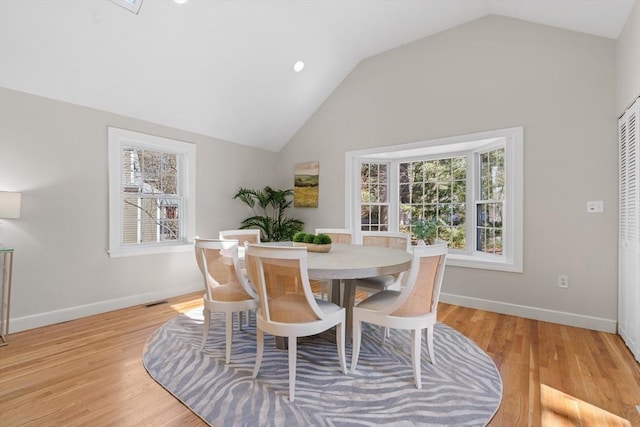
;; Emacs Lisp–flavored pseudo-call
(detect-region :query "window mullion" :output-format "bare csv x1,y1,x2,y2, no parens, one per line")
467,151,477,256
388,160,399,231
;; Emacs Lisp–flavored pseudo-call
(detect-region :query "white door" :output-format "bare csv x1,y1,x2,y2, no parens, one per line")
618,97,640,363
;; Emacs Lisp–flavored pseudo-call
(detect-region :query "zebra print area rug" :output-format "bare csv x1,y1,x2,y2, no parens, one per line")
143,309,502,426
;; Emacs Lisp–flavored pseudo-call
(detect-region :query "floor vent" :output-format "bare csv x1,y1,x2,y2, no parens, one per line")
144,300,168,308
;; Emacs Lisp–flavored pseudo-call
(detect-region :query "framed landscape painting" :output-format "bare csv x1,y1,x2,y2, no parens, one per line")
294,161,319,207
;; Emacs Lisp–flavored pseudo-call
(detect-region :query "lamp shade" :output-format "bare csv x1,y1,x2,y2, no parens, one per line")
0,192,22,219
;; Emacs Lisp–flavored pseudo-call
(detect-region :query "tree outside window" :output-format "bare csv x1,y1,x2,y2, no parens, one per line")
398,157,467,249
476,148,505,254
360,162,389,231
122,148,181,244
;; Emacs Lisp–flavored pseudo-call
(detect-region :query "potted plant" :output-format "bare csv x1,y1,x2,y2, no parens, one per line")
233,186,304,241
410,218,442,245
292,232,333,252
292,232,307,243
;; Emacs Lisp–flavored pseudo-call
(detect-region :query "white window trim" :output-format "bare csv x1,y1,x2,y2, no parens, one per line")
345,127,523,272
107,127,196,257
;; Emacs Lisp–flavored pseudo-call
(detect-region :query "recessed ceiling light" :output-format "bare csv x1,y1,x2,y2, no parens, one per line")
174,0,188,4
293,61,305,72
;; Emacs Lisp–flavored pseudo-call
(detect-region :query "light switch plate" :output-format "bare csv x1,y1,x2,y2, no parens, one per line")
587,201,604,213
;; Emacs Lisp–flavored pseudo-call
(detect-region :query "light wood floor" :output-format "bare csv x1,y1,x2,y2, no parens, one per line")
1,292,638,427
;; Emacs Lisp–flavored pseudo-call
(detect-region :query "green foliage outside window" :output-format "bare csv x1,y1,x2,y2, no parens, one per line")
399,157,466,248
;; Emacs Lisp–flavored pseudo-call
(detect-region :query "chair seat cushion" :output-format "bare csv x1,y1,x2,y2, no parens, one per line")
356,290,401,311
316,298,343,315
357,289,432,317
211,281,254,302
354,274,396,291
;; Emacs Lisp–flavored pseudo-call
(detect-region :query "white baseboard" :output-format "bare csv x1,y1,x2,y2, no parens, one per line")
440,292,617,333
9,288,618,335
9,283,201,334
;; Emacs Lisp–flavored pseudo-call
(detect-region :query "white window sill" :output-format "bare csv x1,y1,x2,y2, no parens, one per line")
108,242,193,258
445,253,523,273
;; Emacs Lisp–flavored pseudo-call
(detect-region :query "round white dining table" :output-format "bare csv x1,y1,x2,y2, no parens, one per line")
305,243,413,281
305,243,413,344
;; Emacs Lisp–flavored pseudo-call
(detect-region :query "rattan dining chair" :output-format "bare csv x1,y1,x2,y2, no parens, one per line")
245,244,347,402
194,238,259,363
314,228,354,244
313,228,354,300
219,229,262,322
219,229,261,245
351,243,447,389
354,231,412,295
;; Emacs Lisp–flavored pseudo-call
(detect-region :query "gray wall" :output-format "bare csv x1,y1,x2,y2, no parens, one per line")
617,0,640,114
2,7,637,333
279,15,620,331
0,87,278,332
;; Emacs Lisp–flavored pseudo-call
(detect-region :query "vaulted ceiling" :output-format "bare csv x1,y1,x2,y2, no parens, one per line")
0,0,635,152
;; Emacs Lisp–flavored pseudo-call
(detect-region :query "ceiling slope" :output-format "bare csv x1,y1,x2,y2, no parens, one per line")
0,0,634,151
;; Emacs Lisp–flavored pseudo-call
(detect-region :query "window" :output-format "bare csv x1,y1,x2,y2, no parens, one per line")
476,148,505,254
399,156,467,249
108,127,196,257
360,162,389,231
346,127,523,272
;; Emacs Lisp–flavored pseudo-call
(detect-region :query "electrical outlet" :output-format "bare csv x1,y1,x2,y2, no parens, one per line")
558,275,569,288
587,201,604,213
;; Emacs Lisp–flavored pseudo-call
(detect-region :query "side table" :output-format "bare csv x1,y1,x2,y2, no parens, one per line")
0,248,14,346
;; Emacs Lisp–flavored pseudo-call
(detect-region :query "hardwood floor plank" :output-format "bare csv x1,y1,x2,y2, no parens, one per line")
528,330,542,427
1,294,638,426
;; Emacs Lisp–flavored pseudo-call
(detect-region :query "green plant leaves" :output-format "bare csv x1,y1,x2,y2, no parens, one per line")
233,186,304,241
